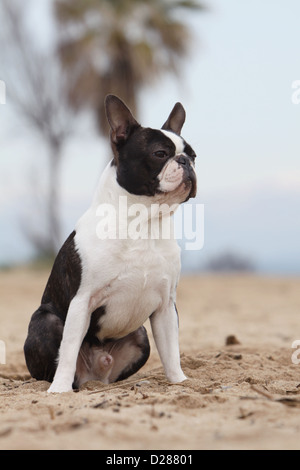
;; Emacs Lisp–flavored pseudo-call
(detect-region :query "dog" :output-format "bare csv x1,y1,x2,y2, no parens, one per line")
24,95,197,393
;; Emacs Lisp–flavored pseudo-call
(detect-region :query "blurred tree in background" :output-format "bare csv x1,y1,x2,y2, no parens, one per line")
0,0,76,258
54,0,206,134
0,0,205,260
205,251,256,273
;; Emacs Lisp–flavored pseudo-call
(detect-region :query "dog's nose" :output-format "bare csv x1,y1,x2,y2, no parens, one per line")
177,154,189,166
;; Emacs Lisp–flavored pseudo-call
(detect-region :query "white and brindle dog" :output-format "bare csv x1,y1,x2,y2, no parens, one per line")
24,95,197,393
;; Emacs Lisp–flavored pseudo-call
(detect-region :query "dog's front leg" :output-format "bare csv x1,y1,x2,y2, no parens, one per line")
47,294,90,393
150,301,187,383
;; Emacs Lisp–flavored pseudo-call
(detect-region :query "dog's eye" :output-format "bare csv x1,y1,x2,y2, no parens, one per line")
153,150,167,158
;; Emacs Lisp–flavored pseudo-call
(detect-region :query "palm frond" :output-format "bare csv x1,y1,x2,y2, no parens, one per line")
54,0,205,134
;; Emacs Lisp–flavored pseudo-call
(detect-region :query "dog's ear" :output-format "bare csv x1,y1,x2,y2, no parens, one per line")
105,95,140,144
162,102,186,135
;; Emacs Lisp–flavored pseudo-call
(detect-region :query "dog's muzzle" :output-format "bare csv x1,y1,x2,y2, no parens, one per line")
175,154,197,199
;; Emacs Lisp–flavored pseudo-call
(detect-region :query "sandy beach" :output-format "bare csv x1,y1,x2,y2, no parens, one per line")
0,268,300,450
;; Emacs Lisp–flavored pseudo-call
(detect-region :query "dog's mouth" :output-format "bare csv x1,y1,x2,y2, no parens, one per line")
183,172,197,200
155,174,197,206
157,156,197,200
176,160,197,202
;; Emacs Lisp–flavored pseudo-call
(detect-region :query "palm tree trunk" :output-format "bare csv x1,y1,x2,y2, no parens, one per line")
48,140,62,256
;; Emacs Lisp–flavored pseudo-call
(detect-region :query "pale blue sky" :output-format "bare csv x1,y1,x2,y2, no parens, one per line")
143,0,300,191
0,0,300,272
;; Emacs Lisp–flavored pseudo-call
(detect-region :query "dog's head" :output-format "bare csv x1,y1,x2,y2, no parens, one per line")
105,95,197,203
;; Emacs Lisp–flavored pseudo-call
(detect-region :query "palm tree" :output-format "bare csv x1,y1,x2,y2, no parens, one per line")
54,0,206,134
1,0,76,258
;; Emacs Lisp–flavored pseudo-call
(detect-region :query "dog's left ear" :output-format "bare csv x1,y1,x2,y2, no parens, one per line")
162,102,186,135
105,95,140,144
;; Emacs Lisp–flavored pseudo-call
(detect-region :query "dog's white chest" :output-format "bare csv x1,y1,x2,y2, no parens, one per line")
94,240,180,340
74,164,182,341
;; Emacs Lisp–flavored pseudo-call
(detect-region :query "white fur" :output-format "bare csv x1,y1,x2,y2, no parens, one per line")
158,130,187,193
158,159,184,193
160,130,185,154
48,134,190,393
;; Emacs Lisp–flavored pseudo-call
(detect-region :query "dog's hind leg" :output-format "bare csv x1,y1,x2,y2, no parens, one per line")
108,326,150,383
74,326,150,388
24,305,64,382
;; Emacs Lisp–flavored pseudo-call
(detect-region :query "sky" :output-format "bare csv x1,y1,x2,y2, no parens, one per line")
0,0,300,273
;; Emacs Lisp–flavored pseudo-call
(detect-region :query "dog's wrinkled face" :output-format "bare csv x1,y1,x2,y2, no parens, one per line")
105,95,197,202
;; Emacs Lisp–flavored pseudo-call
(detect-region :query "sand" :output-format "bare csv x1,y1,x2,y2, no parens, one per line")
0,268,300,450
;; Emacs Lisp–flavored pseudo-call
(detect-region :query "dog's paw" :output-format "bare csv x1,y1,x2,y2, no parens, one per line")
167,371,188,384
47,381,73,394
